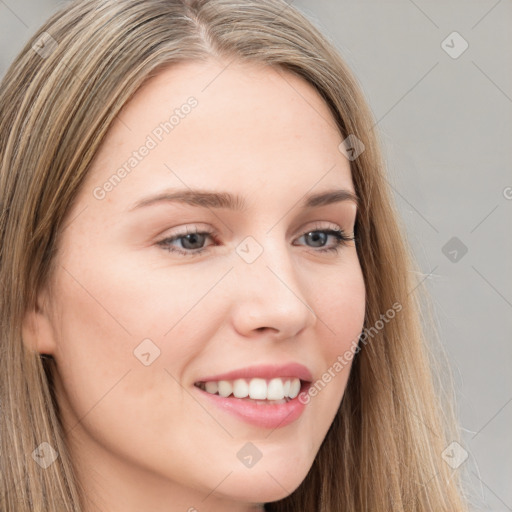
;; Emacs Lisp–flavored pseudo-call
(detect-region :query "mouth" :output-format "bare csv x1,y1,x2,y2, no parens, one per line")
192,365,312,429
193,376,305,405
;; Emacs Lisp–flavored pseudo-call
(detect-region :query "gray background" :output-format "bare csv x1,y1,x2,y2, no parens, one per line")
1,0,511,510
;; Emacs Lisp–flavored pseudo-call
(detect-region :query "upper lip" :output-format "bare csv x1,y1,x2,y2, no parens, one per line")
195,363,313,383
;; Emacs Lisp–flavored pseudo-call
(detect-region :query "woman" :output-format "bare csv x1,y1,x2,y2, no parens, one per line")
0,0,469,510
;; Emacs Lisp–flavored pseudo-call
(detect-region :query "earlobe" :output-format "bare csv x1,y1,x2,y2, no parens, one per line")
21,292,57,356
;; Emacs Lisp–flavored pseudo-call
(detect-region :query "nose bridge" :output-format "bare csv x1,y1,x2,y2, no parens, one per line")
230,233,316,337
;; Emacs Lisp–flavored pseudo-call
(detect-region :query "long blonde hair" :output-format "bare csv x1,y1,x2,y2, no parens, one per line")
0,0,469,510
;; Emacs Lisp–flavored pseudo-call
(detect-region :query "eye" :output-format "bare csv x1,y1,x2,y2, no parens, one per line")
294,227,354,254
156,224,355,257
157,226,216,256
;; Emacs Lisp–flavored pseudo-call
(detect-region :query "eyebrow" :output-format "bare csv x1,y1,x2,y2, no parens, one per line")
129,188,359,212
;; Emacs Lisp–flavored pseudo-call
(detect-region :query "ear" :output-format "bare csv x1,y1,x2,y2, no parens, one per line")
22,289,58,356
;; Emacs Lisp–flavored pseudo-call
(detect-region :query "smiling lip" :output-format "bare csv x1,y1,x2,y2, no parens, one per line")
193,363,313,429
195,363,313,383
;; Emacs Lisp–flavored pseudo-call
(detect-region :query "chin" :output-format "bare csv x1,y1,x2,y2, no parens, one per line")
213,463,310,504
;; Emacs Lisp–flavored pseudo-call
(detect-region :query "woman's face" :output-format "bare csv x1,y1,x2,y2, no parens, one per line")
32,60,366,511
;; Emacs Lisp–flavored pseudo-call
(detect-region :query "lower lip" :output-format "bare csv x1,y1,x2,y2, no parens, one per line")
195,383,310,429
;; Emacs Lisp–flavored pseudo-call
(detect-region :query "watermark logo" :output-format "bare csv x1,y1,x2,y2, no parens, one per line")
237,442,263,468
441,31,469,59
441,441,468,469
32,32,58,59
442,236,468,263
339,134,365,161
133,338,161,366
32,442,59,469
236,236,264,264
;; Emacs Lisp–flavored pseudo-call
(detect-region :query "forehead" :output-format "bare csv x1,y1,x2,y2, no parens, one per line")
82,59,355,213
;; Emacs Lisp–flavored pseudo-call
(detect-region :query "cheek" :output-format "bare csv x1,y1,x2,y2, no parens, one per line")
50,241,232,434
315,256,366,353
50,257,214,483
50,250,196,427
304,257,366,414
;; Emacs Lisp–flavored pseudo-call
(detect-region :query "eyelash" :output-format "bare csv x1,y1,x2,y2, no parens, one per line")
156,225,355,257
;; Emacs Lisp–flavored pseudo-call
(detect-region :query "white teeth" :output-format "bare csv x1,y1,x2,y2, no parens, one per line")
267,378,285,400
249,378,267,399
217,380,232,397
289,378,301,399
233,379,249,398
205,381,218,394
198,377,302,401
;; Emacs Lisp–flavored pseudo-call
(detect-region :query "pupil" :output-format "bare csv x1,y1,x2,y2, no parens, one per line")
183,233,204,249
307,231,326,247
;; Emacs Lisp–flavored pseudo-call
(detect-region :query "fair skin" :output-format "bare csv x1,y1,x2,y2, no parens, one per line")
23,59,366,511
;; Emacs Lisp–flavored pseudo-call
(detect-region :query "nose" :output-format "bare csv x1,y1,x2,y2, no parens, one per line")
229,239,317,341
